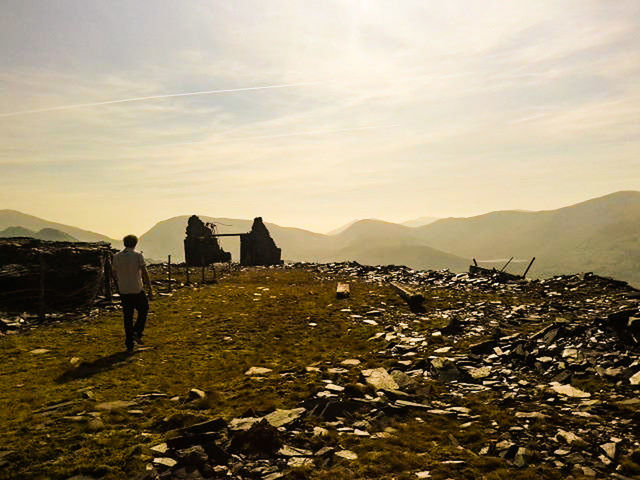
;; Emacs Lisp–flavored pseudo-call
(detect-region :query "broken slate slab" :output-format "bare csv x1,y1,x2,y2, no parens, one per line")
95,400,136,411
361,367,400,391
230,408,306,431
264,408,306,428
245,367,273,375
335,450,358,460
549,383,591,398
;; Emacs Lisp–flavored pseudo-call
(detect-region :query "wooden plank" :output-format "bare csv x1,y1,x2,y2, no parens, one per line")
390,282,424,308
336,282,350,299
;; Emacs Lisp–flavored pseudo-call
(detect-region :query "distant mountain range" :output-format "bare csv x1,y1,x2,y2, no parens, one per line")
0,226,78,242
2,191,639,285
400,216,439,227
0,210,118,245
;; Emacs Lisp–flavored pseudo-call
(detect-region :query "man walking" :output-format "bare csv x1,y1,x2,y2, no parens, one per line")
112,235,153,352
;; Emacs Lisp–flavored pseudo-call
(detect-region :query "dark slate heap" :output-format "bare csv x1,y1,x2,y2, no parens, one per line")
240,217,282,266
184,215,231,267
0,237,112,312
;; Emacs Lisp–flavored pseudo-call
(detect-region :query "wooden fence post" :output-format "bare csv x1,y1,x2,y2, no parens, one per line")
39,254,46,322
103,253,112,302
522,257,536,278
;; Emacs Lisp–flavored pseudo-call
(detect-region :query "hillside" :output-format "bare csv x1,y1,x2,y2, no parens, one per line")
0,226,78,242
415,191,640,283
0,210,118,246
401,216,439,227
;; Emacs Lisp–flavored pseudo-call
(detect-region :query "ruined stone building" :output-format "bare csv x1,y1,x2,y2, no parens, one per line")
183,215,231,266
239,217,282,266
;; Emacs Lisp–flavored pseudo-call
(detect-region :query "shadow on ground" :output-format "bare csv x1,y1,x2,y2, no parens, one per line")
55,351,137,383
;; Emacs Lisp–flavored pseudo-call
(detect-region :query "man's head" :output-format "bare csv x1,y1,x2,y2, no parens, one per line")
123,234,138,249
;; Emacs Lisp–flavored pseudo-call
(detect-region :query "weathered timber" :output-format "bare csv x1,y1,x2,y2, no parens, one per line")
469,264,522,282
522,257,536,278
336,282,350,299
167,255,172,292
500,257,514,272
390,282,424,309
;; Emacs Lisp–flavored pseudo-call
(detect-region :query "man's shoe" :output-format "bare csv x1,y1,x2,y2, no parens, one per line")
133,333,144,345
126,345,134,354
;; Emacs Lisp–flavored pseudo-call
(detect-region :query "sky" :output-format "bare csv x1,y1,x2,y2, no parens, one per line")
1,0,639,237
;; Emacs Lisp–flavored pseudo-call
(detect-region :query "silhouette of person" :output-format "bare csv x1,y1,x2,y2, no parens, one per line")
111,234,153,352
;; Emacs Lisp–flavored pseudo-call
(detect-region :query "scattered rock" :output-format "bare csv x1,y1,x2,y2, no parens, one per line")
550,383,591,398
95,400,136,411
245,367,273,375
152,457,177,468
361,367,400,391
30,348,50,355
335,450,358,460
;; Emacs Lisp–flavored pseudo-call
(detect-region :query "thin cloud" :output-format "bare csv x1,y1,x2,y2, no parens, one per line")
139,124,401,149
0,82,320,117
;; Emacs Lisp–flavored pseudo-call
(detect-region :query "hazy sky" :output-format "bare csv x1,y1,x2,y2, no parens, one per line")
1,1,639,237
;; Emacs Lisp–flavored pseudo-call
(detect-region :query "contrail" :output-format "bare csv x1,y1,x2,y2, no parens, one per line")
142,124,401,149
0,82,319,118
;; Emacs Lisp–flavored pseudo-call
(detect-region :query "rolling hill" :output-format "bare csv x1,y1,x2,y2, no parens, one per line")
414,191,640,282
400,216,439,227
0,226,78,242
3,191,639,284
0,210,119,246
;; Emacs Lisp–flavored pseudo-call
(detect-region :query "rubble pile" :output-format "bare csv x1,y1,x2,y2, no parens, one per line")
0,238,112,313
147,262,640,479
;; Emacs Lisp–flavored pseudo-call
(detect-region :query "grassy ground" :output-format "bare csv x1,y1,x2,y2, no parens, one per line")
0,267,583,479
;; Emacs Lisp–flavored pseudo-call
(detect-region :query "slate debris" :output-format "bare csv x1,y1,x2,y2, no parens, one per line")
126,262,640,478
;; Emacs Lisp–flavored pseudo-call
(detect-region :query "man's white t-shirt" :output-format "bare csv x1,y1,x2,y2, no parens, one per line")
112,248,145,294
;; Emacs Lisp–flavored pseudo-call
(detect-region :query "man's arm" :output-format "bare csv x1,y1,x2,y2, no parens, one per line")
141,264,153,299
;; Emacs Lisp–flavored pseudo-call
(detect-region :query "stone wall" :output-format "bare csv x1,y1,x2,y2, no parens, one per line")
183,215,231,266
0,238,112,312
240,218,282,266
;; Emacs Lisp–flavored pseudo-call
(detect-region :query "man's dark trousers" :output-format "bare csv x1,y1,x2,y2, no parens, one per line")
120,291,148,350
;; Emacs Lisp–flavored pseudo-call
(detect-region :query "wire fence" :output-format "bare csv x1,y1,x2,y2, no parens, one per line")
1,250,235,321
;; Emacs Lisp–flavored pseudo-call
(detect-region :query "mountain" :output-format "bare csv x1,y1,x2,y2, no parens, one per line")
328,216,439,234
414,191,640,283
4,191,639,285
401,216,439,228
0,226,79,242
326,219,359,235
36,228,79,242
0,226,35,238
0,210,119,246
